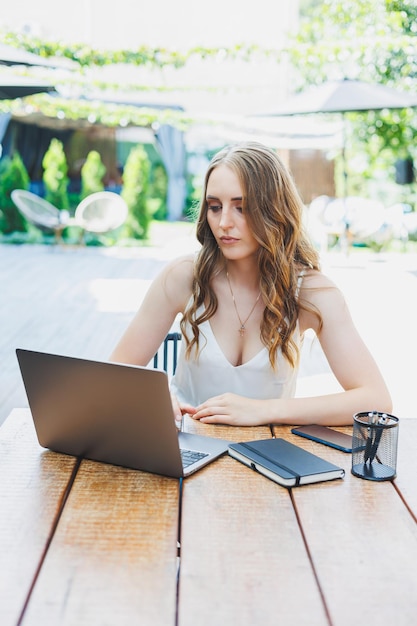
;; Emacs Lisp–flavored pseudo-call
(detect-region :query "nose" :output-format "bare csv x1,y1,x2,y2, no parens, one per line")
219,205,234,229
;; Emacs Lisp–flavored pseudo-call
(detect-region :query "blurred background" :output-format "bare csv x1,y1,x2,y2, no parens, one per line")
1,1,417,426
1,0,416,249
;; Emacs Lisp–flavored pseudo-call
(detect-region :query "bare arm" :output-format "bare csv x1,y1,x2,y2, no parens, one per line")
274,271,392,425
109,256,194,367
191,271,392,427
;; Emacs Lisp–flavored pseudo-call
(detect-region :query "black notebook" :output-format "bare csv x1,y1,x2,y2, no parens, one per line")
228,438,345,488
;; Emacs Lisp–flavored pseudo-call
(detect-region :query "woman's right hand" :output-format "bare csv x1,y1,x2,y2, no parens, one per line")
171,393,196,428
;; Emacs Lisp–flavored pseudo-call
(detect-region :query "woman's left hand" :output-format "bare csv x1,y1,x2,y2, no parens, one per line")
191,393,268,426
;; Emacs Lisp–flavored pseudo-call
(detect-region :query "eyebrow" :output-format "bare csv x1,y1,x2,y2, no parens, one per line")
206,195,243,201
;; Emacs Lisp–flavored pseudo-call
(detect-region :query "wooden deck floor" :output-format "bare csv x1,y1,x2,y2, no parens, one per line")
1,242,417,426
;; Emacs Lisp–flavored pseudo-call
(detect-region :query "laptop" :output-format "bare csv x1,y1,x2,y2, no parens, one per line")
16,348,229,478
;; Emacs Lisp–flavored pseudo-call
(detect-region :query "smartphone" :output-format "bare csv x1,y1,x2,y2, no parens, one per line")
291,425,353,453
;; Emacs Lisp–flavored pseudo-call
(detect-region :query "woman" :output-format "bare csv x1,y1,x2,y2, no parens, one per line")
110,142,391,426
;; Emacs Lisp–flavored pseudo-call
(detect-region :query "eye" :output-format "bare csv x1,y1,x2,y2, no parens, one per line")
207,203,222,213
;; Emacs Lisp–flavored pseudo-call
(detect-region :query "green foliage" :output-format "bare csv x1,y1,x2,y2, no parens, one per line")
386,0,417,34
184,174,203,221
121,145,151,239
80,150,106,199
287,0,417,200
0,32,278,132
68,191,81,212
148,163,168,220
291,0,417,88
0,153,30,233
2,31,275,70
42,138,69,210
0,95,191,134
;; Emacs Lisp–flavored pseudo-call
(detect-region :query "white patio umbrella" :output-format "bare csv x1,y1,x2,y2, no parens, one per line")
257,78,417,198
261,78,417,116
256,79,417,247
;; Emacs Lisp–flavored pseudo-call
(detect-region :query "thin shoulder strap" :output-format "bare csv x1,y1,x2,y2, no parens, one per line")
296,268,307,298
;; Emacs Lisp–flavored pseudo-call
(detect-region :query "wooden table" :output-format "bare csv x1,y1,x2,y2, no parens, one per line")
1,409,416,626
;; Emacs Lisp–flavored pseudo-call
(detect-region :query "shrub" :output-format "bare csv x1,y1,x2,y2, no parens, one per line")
42,138,69,210
0,153,30,233
121,145,151,239
80,150,106,199
148,163,168,221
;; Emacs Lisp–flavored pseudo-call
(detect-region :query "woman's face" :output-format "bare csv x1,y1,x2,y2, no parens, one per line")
205,164,259,261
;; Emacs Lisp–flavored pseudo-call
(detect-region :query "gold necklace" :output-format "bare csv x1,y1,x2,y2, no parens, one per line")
226,271,261,337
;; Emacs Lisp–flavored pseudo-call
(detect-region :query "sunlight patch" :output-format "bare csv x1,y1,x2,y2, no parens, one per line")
89,279,150,312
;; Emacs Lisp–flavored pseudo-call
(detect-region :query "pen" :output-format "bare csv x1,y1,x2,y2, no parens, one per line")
369,413,388,463
364,412,377,464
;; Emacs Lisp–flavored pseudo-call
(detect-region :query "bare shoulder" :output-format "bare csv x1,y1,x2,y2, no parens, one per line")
299,267,341,297
298,268,348,331
157,254,195,308
162,254,194,284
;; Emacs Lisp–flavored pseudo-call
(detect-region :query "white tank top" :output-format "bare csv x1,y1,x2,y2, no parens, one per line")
170,271,305,405
170,318,301,405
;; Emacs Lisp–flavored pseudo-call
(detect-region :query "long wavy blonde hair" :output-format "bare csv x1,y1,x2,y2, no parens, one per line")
180,141,321,369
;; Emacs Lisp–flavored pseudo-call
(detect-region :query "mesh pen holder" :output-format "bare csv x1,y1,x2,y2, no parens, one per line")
351,411,399,481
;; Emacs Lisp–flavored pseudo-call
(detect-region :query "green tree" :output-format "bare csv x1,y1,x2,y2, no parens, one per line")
287,0,417,197
292,0,417,89
0,153,30,233
121,145,151,239
148,163,168,220
42,138,69,210
80,150,106,199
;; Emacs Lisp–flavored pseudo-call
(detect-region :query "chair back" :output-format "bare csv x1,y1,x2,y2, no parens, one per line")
153,332,182,377
75,191,128,233
11,189,62,229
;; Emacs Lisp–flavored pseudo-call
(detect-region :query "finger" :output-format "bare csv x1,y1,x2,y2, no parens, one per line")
195,394,227,411
180,403,197,415
192,406,227,421
199,414,230,424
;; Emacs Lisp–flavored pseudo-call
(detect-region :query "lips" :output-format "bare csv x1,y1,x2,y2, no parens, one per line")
220,236,239,244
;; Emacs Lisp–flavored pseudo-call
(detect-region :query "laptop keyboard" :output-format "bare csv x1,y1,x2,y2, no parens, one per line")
181,448,209,468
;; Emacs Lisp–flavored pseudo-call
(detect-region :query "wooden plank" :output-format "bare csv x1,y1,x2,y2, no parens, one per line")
22,458,180,626
178,423,328,626
284,426,417,626
0,409,77,626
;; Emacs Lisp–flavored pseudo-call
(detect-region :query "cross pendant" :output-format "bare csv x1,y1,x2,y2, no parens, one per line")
239,326,246,337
